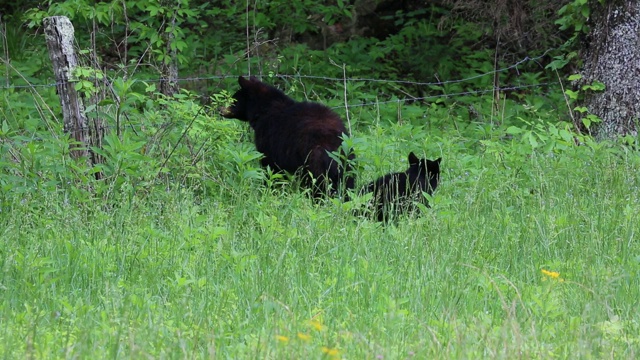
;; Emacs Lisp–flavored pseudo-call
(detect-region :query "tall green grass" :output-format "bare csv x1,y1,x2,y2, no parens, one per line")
2,114,640,359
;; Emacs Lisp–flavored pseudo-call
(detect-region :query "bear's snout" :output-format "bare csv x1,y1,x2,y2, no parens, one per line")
219,106,234,117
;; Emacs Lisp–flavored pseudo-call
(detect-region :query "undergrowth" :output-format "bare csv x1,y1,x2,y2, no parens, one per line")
2,91,640,358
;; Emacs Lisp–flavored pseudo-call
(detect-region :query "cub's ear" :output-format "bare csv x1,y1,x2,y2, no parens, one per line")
435,157,442,164
408,152,420,165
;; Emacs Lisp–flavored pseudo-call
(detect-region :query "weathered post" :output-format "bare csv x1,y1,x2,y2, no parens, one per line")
159,13,179,97
43,16,92,162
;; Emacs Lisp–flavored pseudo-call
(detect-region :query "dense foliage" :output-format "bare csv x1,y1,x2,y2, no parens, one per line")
1,0,639,358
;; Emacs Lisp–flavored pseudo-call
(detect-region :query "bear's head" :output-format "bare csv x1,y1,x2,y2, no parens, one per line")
219,76,258,121
219,76,288,124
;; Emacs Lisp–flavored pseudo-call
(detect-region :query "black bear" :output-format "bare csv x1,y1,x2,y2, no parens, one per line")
361,152,441,222
220,76,355,198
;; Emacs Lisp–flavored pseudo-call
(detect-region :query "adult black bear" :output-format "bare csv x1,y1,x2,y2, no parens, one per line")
361,152,441,222
220,76,355,198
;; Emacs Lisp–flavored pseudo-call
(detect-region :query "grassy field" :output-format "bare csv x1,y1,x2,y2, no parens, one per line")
2,112,640,359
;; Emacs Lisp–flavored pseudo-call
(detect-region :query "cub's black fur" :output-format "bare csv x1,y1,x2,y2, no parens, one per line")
361,152,441,221
220,76,354,198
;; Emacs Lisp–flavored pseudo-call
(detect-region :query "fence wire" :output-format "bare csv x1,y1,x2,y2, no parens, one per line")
0,51,558,110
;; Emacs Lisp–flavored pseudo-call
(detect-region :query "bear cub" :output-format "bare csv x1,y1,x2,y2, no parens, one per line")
220,76,354,198
361,152,441,222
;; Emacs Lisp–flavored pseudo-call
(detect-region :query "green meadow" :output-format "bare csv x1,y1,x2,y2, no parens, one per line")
2,102,640,359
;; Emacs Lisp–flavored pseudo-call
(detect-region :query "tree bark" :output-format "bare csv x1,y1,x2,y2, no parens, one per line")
581,1,640,139
159,10,179,97
43,16,91,160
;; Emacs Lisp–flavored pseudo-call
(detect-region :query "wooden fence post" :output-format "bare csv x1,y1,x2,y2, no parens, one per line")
43,16,102,175
159,13,179,97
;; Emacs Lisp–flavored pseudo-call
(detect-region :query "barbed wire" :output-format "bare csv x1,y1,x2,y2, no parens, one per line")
277,49,554,88
0,50,554,91
0,75,228,90
33,81,558,134
1,80,559,113
0,50,561,126
339,82,558,109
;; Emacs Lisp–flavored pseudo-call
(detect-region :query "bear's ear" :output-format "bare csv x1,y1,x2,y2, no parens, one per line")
239,76,262,90
435,157,442,164
408,152,420,165
238,76,250,87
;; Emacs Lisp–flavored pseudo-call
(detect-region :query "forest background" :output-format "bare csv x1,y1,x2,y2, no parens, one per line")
1,0,639,358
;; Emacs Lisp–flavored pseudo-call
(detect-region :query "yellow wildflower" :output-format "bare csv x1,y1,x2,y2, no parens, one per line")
309,320,325,331
541,269,564,281
297,333,312,341
276,335,289,343
321,346,340,357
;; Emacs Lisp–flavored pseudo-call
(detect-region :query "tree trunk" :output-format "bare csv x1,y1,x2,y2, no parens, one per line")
581,1,640,140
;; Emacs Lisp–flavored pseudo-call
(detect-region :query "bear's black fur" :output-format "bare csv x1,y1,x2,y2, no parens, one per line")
220,76,355,198
361,152,441,222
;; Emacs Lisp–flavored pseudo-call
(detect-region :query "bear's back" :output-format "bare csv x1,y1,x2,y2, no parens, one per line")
253,101,347,170
257,101,345,133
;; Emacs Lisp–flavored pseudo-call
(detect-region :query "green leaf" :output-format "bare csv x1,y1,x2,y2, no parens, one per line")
559,129,573,142
546,58,569,70
581,6,590,18
506,126,523,135
565,90,579,100
586,114,602,123
527,132,539,148
568,74,582,81
98,99,115,106
583,81,606,92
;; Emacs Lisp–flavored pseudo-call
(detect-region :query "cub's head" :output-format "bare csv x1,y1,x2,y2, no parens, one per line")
408,152,442,188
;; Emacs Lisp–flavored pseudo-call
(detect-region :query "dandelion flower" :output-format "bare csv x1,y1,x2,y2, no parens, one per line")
309,320,325,331
541,269,564,281
297,333,312,341
541,269,560,278
321,346,340,357
276,335,289,343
